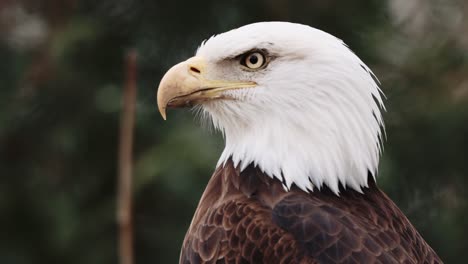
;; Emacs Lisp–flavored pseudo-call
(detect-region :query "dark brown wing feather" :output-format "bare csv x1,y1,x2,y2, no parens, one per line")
179,160,442,264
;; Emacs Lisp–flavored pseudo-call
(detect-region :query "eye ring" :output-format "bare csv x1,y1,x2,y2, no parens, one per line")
242,52,266,69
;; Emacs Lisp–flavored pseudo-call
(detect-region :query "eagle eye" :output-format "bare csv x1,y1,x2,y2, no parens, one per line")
241,51,266,70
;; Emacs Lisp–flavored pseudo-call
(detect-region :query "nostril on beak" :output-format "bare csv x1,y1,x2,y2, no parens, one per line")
189,66,201,74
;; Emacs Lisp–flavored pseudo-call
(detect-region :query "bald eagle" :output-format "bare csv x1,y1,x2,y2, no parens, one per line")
157,22,442,264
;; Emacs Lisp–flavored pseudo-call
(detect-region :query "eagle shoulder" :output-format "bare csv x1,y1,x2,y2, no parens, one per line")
180,198,308,264
270,181,442,263
180,160,442,264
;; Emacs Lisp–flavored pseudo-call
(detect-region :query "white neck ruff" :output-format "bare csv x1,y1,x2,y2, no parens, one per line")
196,22,385,195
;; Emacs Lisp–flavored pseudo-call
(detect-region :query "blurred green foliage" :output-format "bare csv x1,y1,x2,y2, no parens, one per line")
0,0,467,263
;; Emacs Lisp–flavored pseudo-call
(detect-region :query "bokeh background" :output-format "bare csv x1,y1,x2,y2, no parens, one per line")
1,0,467,263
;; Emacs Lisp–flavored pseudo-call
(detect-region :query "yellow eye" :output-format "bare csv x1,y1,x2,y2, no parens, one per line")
243,52,266,69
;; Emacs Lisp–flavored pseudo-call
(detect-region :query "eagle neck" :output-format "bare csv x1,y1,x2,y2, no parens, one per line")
216,112,381,195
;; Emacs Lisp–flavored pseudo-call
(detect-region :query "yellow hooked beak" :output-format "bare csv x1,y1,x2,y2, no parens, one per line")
157,56,256,120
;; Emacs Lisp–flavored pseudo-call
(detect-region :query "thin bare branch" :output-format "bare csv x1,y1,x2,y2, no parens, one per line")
117,50,137,264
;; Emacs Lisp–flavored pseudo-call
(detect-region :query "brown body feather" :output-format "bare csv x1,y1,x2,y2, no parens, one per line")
180,159,442,264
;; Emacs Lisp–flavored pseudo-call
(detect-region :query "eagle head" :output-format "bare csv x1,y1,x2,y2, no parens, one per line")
157,22,385,195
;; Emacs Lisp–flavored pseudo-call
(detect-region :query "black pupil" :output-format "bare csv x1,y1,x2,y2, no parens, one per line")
249,54,259,65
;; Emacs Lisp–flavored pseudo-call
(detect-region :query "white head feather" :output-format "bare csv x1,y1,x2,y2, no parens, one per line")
195,22,385,195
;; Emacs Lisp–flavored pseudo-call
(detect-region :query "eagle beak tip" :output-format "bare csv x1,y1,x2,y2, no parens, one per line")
159,107,167,120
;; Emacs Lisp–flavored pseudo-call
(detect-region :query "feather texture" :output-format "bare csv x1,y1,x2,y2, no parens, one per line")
180,160,442,264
